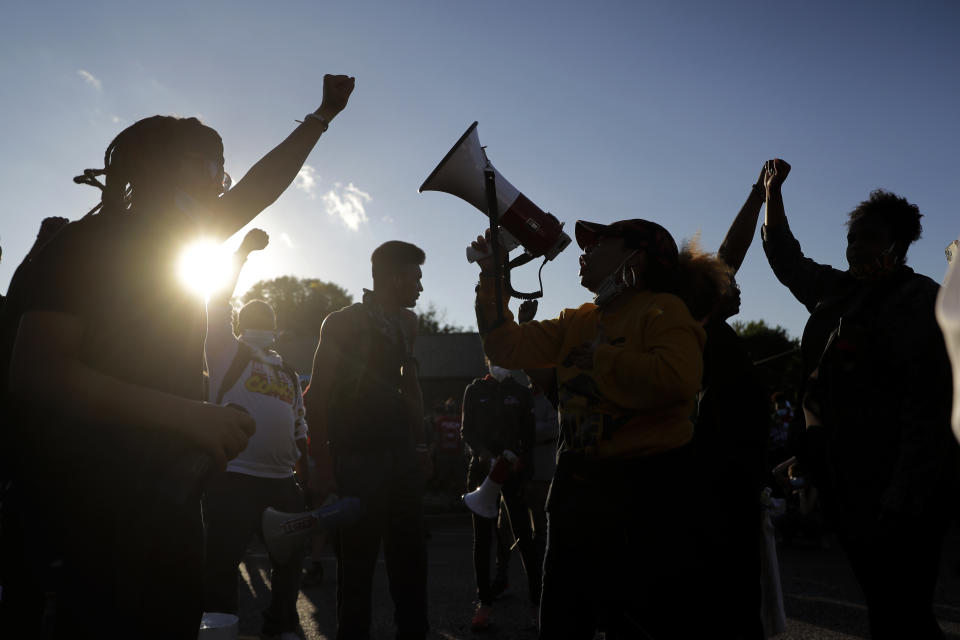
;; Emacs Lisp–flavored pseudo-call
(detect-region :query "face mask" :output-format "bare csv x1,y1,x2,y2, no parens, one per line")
489,365,511,381
241,329,276,349
593,250,639,306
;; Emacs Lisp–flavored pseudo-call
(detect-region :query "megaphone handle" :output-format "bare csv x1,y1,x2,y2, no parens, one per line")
484,168,506,326
503,255,546,301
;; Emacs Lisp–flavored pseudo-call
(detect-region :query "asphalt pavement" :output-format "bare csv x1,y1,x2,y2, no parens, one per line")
235,509,960,640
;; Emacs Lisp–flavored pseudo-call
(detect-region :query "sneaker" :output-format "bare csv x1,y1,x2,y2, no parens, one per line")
490,575,508,599
301,561,324,587
471,603,492,631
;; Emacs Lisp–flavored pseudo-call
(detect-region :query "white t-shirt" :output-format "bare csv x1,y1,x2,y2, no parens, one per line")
205,300,307,478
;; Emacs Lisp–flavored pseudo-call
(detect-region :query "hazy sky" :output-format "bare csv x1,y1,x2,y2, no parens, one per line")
2,1,957,339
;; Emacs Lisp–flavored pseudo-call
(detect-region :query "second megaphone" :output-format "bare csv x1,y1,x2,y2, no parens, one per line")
419,122,571,264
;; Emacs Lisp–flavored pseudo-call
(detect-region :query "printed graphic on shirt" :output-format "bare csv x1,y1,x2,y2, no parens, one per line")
244,361,295,404
557,328,630,451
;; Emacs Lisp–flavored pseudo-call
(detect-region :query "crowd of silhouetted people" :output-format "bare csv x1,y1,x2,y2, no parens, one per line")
0,74,958,640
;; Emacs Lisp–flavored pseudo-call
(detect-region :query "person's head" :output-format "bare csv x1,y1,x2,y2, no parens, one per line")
576,219,730,318
238,299,276,333
575,219,678,302
74,115,227,219
237,299,277,348
710,275,741,322
371,240,425,308
444,397,457,413
845,190,922,277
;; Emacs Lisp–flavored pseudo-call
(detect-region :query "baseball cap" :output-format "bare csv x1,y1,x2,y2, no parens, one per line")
575,219,679,267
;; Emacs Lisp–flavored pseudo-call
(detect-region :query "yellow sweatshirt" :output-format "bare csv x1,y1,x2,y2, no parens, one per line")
477,277,705,458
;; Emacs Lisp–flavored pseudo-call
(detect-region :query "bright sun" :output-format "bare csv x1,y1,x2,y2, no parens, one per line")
178,239,233,298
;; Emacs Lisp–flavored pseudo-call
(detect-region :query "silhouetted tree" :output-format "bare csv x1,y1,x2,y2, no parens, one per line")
416,302,466,335
732,319,802,401
239,276,352,335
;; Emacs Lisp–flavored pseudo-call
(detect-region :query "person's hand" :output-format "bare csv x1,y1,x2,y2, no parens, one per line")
180,403,256,471
317,74,355,123
518,300,538,324
37,217,69,243
763,158,791,193
470,228,509,275
239,228,269,254
563,344,595,370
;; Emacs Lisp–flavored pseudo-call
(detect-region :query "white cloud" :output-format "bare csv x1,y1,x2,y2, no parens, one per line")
294,165,318,199
323,182,371,231
77,69,102,91
279,232,295,248
381,215,395,224
111,115,125,124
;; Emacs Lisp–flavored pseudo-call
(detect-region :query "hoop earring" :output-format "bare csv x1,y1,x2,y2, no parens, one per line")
623,265,637,288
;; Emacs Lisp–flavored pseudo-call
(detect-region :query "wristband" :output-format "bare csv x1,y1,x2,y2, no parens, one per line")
299,112,329,132
751,181,766,200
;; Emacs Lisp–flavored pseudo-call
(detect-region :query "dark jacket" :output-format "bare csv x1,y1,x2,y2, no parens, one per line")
762,222,957,522
461,374,535,477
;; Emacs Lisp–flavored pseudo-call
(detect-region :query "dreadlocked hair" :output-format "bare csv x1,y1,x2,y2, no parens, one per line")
644,234,733,320
73,115,224,218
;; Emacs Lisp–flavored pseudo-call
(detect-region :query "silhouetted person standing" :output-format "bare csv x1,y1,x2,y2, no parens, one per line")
304,241,430,640
0,74,354,638
761,158,957,639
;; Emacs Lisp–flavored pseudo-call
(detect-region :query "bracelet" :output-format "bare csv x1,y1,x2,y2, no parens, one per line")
299,112,329,132
751,181,766,200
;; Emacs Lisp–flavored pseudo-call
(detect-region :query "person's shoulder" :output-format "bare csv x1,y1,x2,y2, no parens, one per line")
644,292,694,320
557,302,598,322
322,303,363,332
900,270,940,298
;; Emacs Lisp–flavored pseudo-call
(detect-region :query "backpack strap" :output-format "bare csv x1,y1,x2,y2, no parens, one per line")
214,341,256,405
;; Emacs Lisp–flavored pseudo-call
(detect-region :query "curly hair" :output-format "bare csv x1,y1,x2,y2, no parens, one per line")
645,234,733,320
73,116,223,217
846,190,923,260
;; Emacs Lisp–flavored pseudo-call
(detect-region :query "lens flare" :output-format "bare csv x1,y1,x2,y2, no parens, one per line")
178,239,232,298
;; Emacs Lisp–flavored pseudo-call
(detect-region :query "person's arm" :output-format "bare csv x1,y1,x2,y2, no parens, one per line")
25,217,69,261
717,165,766,273
10,311,254,470
401,309,425,446
759,159,846,312
302,309,349,495
206,229,269,389
517,299,560,406
208,74,354,239
460,384,493,459
293,375,309,485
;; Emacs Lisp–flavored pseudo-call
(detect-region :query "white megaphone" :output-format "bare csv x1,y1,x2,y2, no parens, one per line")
419,122,571,298
463,450,518,519
262,496,364,564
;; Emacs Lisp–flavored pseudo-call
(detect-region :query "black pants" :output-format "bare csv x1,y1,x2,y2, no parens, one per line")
468,458,542,606
334,450,428,640
202,472,305,635
54,478,204,639
539,446,698,640
836,514,949,640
